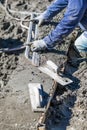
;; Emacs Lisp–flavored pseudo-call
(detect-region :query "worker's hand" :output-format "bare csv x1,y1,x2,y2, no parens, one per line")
31,40,47,52
32,15,45,27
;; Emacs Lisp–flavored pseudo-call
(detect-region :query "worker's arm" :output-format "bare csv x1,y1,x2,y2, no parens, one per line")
43,0,68,20
43,0,87,48
32,0,68,26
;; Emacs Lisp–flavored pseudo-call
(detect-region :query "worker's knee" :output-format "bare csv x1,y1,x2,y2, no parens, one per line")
75,32,87,52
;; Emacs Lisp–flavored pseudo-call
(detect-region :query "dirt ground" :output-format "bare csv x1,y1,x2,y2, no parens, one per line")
0,0,87,130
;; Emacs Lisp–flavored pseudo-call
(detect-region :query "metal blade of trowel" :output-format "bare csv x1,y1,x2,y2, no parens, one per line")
28,83,44,112
32,52,40,66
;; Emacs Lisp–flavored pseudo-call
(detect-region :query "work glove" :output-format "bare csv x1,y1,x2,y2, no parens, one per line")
31,40,47,52
31,15,45,27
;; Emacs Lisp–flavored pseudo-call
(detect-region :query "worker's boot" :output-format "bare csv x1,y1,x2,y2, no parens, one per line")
64,43,82,75
66,43,82,67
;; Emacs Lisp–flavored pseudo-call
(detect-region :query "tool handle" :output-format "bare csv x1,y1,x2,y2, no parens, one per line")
26,14,34,44
38,81,58,124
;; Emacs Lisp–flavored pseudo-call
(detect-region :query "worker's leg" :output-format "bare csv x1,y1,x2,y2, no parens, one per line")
67,31,87,66
64,32,87,75
75,31,87,68
75,31,87,52
66,42,82,68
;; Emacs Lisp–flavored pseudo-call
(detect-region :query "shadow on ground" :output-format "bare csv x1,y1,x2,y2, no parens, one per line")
0,38,24,54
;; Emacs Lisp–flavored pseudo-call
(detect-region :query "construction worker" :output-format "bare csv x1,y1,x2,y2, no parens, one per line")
31,0,87,69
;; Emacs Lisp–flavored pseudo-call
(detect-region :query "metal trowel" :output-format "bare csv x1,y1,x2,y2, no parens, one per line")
25,13,40,67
